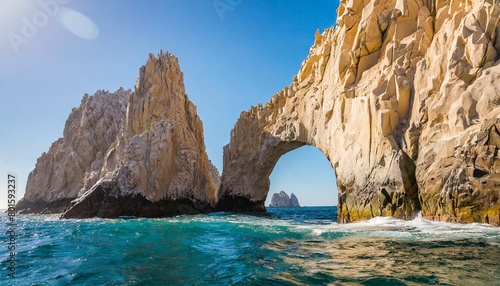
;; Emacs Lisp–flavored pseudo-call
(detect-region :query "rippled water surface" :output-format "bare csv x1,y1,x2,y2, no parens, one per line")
1,207,499,285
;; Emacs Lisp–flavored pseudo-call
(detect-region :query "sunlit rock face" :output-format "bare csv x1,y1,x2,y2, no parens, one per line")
218,0,500,226
19,52,220,218
17,89,129,214
62,52,220,218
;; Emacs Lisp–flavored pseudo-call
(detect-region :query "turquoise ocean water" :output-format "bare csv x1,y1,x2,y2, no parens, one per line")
1,206,500,285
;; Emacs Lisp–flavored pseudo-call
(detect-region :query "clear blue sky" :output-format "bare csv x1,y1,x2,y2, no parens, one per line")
0,0,340,209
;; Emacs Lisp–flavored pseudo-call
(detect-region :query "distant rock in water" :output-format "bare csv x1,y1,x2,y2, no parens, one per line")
289,193,300,207
18,51,221,218
269,191,300,207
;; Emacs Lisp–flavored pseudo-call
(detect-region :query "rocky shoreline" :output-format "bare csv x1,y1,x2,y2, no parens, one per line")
17,0,500,226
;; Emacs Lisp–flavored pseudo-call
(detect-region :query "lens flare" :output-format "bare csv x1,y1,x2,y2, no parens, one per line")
57,7,98,40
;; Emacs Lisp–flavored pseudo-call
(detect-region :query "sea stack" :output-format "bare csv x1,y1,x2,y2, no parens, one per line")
269,191,301,207
217,0,500,226
62,52,220,218
19,51,220,218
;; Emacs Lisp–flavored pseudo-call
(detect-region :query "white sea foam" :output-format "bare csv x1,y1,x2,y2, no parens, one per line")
296,214,500,240
5,211,499,241
220,212,500,240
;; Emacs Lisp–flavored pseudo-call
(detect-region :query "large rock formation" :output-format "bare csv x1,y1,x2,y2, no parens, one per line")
269,191,301,207
17,89,129,213
217,0,500,226
19,51,220,218
61,52,219,218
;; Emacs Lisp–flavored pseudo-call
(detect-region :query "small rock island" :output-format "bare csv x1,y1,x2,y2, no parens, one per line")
269,191,301,207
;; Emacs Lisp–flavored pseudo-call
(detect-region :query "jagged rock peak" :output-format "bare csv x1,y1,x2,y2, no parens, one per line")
126,51,189,138
17,88,130,213
18,51,221,218
61,51,220,218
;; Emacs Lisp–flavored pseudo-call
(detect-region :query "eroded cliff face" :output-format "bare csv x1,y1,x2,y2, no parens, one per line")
17,89,129,213
218,0,500,226
413,1,500,224
61,52,219,218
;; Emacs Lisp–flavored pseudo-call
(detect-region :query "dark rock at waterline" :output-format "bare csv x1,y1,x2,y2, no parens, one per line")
16,198,75,214
61,181,213,219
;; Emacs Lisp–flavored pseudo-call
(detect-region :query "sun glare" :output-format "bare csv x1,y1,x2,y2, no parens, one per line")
0,0,34,24
57,7,99,40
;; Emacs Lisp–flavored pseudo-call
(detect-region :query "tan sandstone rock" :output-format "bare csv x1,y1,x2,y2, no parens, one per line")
19,51,220,218
61,51,220,218
218,0,500,226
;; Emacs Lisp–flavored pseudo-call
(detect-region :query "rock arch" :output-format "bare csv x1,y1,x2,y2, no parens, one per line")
216,79,420,222
217,0,500,225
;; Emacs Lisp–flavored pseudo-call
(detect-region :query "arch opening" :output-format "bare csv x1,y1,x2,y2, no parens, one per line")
265,144,338,209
